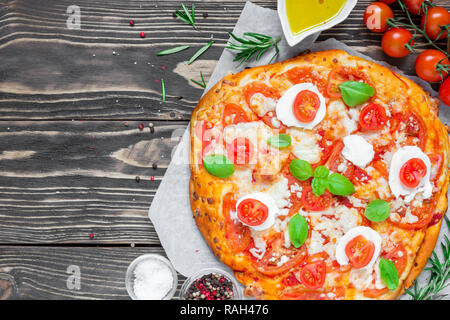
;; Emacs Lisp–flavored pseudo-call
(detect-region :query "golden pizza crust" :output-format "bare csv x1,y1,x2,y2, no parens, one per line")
189,49,450,300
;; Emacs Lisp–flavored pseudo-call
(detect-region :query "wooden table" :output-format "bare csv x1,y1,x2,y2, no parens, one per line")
0,0,448,300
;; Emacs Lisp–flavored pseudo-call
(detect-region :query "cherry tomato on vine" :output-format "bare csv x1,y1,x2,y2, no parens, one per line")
404,0,432,15
421,7,450,41
364,2,394,33
415,49,450,82
439,77,450,106
382,28,414,58
381,0,397,4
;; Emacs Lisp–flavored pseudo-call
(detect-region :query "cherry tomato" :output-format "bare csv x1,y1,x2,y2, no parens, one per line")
421,7,450,40
301,186,332,212
282,273,301,287
227,137,254,166
223,103,250,126
415,49,450,82
382,28,414,58
292,90,320,123
237,198,269,227
439,76,450,106
223,193,252,252
380,0,397,4
345,235,375,269
399,157,427,188
359,103,387,130
326,140,355,180
255,237,308,276
297,261,326,290
364,2,394,33
404,0,432,15
243,82,280,106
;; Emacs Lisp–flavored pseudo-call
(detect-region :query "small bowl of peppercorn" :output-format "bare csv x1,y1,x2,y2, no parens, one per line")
180,268,242,300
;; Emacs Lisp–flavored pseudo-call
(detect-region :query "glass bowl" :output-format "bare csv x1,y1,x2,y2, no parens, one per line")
180,268,242,300
125,254,178,300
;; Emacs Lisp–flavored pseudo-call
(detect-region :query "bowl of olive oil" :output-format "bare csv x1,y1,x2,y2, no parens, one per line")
278,0,358,47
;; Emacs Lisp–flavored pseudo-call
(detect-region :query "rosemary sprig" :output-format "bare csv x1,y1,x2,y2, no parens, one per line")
226,32,281,66
157,45,190,56
405,215,450,300
190,71,206,88
175,3,197,30
161,79,166,103
188,41,214,65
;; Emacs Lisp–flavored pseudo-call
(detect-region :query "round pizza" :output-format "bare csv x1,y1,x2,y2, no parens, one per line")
189,49,449,300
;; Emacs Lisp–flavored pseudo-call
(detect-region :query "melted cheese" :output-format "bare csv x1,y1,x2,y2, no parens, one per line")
287,128,322,163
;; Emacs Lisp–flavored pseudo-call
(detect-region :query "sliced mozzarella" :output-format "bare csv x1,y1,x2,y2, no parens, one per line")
335,226,382,270
275,83,326,129
341,135,375,168
235,192,278,231
388,146,432,203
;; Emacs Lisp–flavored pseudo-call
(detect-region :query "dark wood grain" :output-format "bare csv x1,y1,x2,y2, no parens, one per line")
0,246,186,299
0,120,187,244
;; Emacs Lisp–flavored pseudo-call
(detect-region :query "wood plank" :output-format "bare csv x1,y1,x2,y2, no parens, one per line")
0,246,186,299
1,0,446,120
0,120,188,244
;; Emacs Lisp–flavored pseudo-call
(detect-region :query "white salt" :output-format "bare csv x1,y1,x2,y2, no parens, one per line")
133,259,173,300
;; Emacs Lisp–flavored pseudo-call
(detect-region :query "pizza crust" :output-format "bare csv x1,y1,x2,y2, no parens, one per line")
189,49,450,300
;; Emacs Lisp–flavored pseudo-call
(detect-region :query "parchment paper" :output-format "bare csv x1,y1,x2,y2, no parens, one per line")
149,1,450,299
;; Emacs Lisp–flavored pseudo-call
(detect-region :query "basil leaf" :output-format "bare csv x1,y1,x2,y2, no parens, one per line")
268,134,292,148
202,154,234,179
289,159,313,181
326,173,355,196
365,199,391,222
289,214,309,248
379,258,399,290
312,178,327,196
314,166,329,179
339,81,375,107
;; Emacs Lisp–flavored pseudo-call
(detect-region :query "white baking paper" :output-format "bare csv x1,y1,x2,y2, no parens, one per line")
149,1,450,300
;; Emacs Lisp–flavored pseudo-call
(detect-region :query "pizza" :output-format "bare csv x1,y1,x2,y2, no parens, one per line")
189,49,449,300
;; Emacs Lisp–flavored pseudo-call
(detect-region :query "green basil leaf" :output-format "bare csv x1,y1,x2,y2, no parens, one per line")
339,81,375,107
326,173,355,196
289,214,309,248
202,154,234,179
379,258,399,290
314,166,330,179
311,178,327,196
289,159,313,181
267,134,292,148
365,199,391,222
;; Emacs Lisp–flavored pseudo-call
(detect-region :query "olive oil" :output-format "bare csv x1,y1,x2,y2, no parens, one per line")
286,0,347,35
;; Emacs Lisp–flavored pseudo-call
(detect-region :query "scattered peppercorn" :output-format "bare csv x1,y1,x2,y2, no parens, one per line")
152,163,158,170
140,32,146,38
138,123,144,131
184,273,234,300
129,20,135,26
135,176,141,183
203,12,209,18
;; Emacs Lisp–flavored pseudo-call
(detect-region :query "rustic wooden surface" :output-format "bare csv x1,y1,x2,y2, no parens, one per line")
0,0,449,299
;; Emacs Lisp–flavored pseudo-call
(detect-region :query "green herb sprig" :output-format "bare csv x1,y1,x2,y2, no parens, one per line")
157,45,190,56
191,71,207,88
405,216,450,300
175,3,197,30
161,79,166,103
188,41,214,65
226,32,281,66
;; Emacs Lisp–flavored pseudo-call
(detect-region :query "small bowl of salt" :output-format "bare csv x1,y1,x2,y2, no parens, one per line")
125,254,178,300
